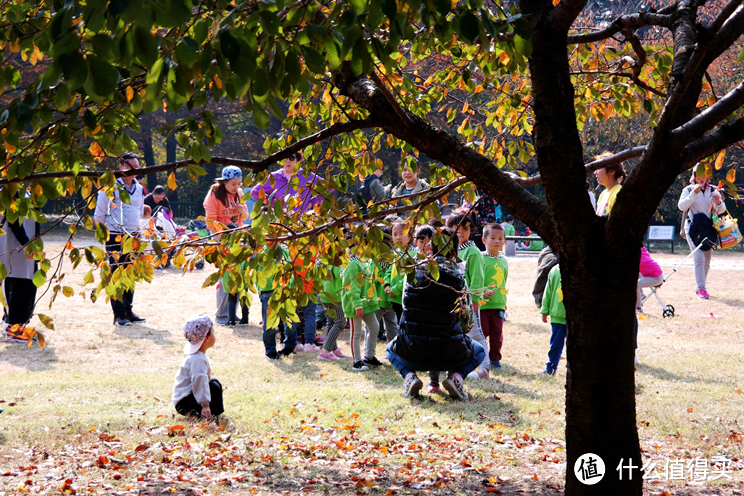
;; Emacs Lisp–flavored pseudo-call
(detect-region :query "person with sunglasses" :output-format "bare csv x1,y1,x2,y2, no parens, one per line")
250,151,324,214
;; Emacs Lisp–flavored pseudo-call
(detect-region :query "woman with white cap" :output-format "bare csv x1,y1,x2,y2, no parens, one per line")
678,163,726,299
203,166,249,325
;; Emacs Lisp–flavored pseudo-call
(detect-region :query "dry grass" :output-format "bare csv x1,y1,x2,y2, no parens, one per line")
0,237,742,495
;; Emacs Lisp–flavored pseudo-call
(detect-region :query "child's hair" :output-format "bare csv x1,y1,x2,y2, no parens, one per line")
445,211,476,230
431,227,458,259
384,214,403,224
143,205,152,218
427,218,443,228
595,151,627,182
504,215,514,223
483,223,504,237
153,185,166,195
415,225,434,241
209,180,241,206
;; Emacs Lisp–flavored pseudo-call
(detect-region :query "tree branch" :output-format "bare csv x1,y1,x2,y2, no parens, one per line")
370,71,414,128
512,146,646,186
682,116,744,169
671,80,744,144
567,12,673,43
551,0,591,33
0,118,378,185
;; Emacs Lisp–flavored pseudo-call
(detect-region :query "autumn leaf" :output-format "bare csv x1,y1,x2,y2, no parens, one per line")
168,425,185,432
714,149,726,170
687,408,693,413
167,172,178,191
726,168,736,183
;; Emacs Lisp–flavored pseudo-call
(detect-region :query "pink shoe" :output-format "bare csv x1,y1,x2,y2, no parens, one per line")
304,343,321,352
295,344,305,352
315,335,325,343
427,382,440,394
696,289,710,299
332,348,350,359
318,351,340,361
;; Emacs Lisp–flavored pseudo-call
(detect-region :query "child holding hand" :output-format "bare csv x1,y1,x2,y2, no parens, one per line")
172,314,224,419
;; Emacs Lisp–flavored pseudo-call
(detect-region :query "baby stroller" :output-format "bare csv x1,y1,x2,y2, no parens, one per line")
640,238,712,318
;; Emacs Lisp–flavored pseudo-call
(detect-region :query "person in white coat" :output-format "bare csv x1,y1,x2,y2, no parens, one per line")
678,163,726,299
94,152,147,326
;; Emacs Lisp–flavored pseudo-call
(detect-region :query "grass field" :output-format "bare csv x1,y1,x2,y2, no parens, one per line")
0,239,742,495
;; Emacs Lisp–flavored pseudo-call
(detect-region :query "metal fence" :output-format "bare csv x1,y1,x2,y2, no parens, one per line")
41,198,203,220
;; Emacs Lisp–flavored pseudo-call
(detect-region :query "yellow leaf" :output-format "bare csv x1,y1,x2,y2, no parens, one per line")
462,101,469,113
4,141,16,153
167,171,178,190
214,75,222,89
726,168,736,183
126,86,134,102
714,150,725,170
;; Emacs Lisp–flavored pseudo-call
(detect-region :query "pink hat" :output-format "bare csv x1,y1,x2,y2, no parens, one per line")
183,314,213,355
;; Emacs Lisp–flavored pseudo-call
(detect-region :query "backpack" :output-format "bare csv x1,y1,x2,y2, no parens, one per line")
359,175,379,203
688,213,718,251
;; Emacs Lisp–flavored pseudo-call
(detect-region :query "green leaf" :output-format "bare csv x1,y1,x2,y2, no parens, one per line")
350,0,367,15
95,222,110,245
32,269,47,288
0,262,6,280
60,50,88,89
87,55,119,98
458,11,480,43
514,35,533,58
253,105,270,131
175,37,198,67
301,46,326,74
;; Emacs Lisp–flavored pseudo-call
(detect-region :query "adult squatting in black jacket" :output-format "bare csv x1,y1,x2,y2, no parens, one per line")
389,257,475,367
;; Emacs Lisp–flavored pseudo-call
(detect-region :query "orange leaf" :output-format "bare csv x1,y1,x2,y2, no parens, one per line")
687,408,693,413
726,168,736,183
168,425,185,432
167,172,177,191
715,150,726,170
134,444,149,452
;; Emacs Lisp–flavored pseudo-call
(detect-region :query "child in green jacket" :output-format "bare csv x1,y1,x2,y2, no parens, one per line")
318,262,351,362
540,264,566,375
446,211,490,379
480,223,509,370
342,249,381,372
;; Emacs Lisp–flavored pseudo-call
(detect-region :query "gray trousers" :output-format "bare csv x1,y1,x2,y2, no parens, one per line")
637,275,664,308
467,308,490,369
376,307,399,341
321,302,345,352
350,312,379,363
686,234,713,290
215,283,229,325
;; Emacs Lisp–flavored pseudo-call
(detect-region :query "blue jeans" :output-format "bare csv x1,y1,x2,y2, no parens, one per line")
386,341,486,379
260,291,297,354
545,323,567,372
301,298,318,344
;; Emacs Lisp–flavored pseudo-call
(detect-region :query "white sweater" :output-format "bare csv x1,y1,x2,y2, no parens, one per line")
678,184,726,232
172,352,212,406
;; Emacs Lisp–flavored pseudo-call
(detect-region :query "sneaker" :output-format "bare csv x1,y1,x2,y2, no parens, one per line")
4,327,28,344
226,321,236,327
315,335,325,343
238,318,249,326
127,311,146,324
442,373,469,400
635,307,646,315
333,348,350,359
427,381,440,394
113,315,132,327
318,351,341,362
540,367,556,375
295,344,305,352
215,319,229,326
363,356,384,367
265,351,281,360
304,343,321,352
278,346,295,357
696,289,710,299
403,373,423,398
467,367,490,379
490,360,502,370
377,331,387,342
352,361,369,372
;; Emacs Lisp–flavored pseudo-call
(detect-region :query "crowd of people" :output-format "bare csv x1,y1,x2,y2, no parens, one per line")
0,149,729,422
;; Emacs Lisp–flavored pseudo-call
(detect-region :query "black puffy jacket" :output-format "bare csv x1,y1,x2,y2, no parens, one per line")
390,257,475,366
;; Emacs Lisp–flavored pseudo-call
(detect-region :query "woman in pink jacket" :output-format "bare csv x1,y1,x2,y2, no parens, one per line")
636,247,663,314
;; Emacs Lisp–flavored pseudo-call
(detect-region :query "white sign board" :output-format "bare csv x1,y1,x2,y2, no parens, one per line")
648,225,675,240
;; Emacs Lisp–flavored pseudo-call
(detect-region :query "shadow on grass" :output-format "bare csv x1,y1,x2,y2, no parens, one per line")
0,343,58,371
114,325,175,345
638,364,739,387
710,297,744,309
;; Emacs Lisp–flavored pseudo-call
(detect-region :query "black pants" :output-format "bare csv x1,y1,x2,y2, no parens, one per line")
106,234,134,316
175,379,224,417
391,302,403,324
227,294,248,322
4,277,37,326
